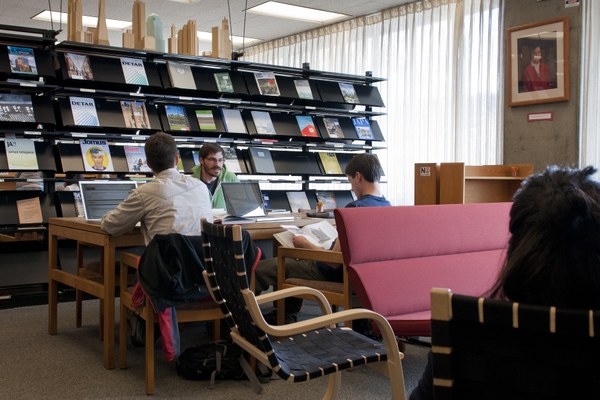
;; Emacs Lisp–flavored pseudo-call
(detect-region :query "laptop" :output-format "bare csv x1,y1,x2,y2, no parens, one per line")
221,182,294,224
79,181,137,222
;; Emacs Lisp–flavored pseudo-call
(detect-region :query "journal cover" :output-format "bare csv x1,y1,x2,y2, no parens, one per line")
65,53,94,80
70,96,100,126
177,149,184,172
223,147,242,173
339,82,359,104
254,71,280,96
120,100,151,129
73,192,85,217
16,197,43,224
322,117,345,139
4,137,38,170
167,61,196,89
316,191,337,210
7,46,37,75
79,139,114,172
214,72,234,93
352,117,374,140
221,109,247,134
0,93,35,123
295,115,319,137
120,57,149,86
124,146,151,172
294,79,313,100
318,152,343,175
248,147,276,174
286,191,311,213
195,110,217,131
261,193,272,210
250,110,276,135
165,105,191,131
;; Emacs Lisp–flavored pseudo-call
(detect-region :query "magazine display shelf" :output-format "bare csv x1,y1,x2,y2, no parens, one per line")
0,26,388,240
0,27,60,250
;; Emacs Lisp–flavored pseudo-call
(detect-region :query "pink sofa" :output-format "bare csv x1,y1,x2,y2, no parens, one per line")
334,202,511,337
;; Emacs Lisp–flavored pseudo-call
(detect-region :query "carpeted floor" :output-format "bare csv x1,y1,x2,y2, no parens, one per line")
0,299,429,399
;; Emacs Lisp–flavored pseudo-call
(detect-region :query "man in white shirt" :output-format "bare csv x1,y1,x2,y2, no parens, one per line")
101,132,212,245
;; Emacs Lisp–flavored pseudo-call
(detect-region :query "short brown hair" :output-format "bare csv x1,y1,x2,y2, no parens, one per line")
345,153,383,183
145,132,177,173
198,143,224,160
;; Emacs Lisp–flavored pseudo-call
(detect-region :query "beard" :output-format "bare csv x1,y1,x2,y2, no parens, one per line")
205,165,221,178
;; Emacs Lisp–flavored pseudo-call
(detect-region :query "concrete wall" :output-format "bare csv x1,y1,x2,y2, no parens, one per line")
503,0,582,171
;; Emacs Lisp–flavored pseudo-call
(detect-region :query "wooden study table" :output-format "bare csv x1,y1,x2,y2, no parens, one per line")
46,215,330,370
47,217,144,370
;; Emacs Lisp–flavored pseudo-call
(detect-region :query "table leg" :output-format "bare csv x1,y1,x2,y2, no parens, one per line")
48,232,58,335
103,243,116,370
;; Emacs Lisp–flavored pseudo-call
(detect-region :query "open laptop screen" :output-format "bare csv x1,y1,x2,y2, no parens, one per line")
221,182,266,218
79,181,137,221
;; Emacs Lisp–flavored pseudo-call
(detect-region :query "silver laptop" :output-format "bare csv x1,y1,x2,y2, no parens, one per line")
221,182,294,223
79,181,137,222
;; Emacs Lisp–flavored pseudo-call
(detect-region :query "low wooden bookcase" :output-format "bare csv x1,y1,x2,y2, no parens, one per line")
415,162,534,204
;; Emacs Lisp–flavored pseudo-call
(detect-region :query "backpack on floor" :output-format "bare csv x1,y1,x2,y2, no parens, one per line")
176,340,246,386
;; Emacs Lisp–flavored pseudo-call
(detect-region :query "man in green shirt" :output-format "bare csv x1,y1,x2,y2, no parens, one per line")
191,143,239,209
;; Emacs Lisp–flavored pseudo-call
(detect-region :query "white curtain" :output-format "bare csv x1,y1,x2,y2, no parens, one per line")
242,0,503,205
579,0,600,169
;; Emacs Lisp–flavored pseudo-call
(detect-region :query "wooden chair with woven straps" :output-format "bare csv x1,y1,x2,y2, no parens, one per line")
200,219,406,399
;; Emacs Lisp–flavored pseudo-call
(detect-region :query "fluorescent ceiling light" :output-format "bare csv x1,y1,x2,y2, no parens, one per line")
32,10,132,31
196,31,261,46
246,1,348,23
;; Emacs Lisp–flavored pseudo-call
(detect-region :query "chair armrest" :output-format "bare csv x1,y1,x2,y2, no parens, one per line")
255,286,331,309
276,247,343,293
277,247,343,264
247,288,402,350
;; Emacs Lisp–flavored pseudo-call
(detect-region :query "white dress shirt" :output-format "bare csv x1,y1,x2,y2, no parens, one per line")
101,168,212,245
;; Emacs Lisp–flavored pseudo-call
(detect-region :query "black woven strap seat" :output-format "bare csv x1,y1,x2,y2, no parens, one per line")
431,288,600,400
272,327,387,381
200,219,406,399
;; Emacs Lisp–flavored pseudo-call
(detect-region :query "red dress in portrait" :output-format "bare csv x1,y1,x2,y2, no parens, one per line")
522,62,551,92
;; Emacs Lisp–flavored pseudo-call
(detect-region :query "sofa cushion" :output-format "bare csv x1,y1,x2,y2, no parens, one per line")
348,249,505,318
335,202,511,267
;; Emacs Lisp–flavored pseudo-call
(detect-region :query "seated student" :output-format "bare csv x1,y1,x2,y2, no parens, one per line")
191,143,239,209
410,165,600,400
254,153,391,323
101,132,212,245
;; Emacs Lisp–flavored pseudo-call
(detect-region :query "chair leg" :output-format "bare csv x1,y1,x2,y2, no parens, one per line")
145,308,155,395
212,319,221,341
119,304,128,369
76,289,83,327
323,372,341,400
387,358,406,400
76,242,84,328
98,299,104,340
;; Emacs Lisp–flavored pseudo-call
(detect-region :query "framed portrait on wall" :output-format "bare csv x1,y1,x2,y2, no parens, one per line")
507,17,569,107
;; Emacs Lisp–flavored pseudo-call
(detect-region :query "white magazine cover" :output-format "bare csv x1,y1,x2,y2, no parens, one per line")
120,57,149,86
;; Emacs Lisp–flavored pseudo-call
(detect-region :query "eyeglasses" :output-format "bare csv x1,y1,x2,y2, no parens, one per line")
205,157,224,164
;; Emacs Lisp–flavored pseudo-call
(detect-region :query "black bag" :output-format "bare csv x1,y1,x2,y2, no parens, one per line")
176,340,246,385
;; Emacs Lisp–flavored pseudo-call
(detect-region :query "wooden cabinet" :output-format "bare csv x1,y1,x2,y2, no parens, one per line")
415,162,534,204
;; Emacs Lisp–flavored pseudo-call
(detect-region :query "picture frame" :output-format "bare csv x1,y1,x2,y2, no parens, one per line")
507,17,569,107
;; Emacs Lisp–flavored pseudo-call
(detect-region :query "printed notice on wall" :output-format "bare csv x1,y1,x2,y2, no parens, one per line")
565,0,580,8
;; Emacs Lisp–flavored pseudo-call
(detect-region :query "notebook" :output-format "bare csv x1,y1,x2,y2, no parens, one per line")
79,181,137,222
221,182,293,224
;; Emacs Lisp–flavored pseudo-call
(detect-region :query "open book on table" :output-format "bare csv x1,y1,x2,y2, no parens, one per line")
273,220,338,250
